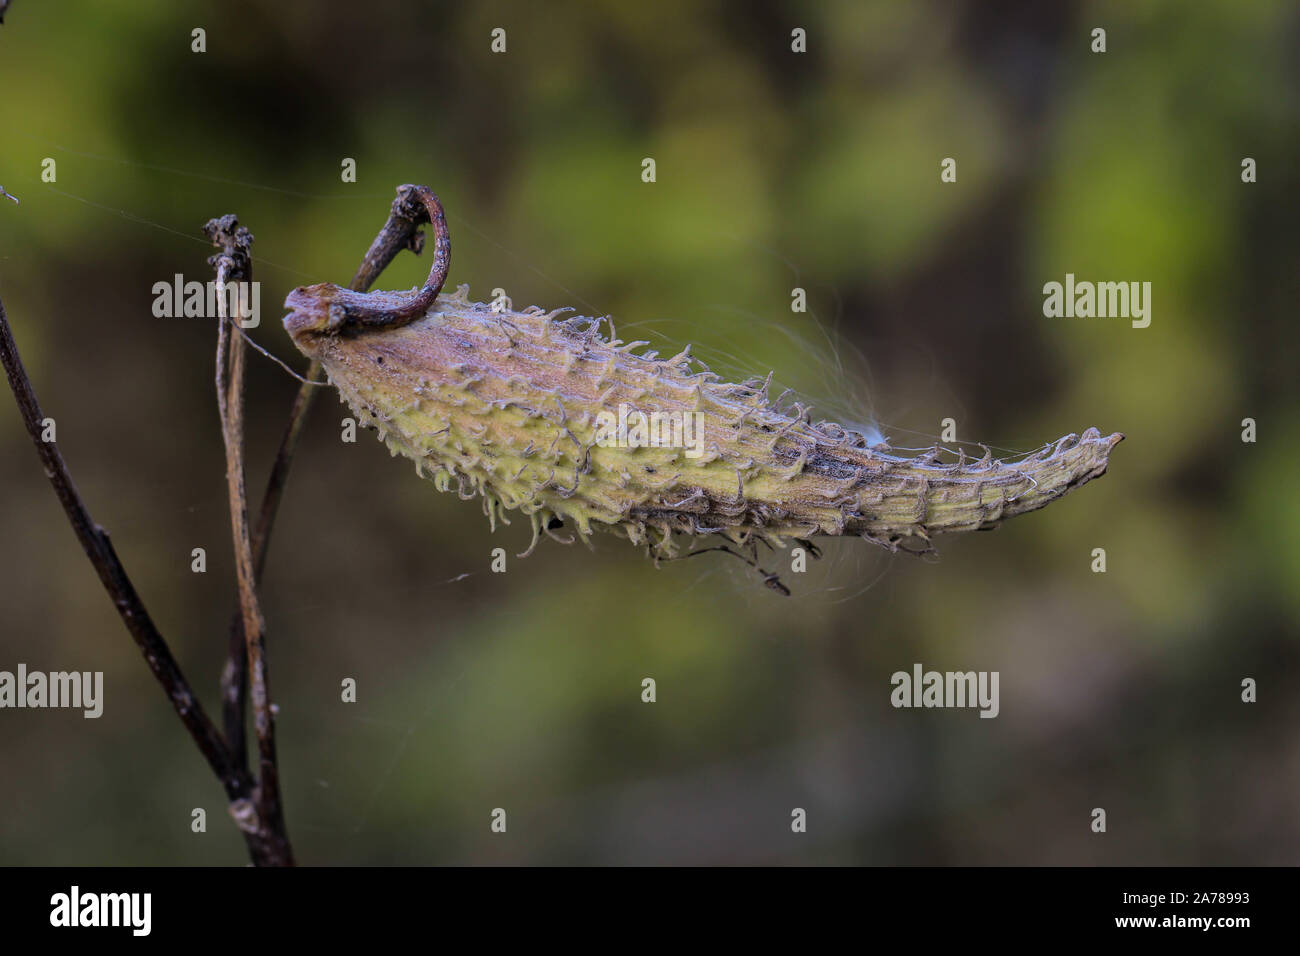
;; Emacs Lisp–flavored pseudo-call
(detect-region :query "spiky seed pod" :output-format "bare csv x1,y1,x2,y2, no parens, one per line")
283,187,1122,559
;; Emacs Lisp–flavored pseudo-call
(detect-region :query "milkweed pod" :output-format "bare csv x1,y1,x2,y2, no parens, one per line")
283,187,1122,560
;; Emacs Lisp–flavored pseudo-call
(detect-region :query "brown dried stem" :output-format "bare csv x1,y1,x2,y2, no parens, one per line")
0,289,299,864
220,185,439,763
205,215,294,866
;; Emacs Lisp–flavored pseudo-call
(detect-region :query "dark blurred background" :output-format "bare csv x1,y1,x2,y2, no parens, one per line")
0,0,1296,864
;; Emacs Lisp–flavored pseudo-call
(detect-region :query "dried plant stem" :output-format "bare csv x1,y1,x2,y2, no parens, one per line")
0,289,301,864
261,182,439,542
206,216,294,866
0,294,235,783
220,186,440,762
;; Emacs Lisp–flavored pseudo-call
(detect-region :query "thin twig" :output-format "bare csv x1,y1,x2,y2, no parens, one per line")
0,290,274,838
205,215,294,866
220,185,439,763
259,182,437,558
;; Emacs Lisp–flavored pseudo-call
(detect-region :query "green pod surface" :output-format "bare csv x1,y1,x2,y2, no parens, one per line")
283,283,1122,558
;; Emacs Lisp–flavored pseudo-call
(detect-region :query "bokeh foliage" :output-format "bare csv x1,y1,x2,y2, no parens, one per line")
0,0,1295,863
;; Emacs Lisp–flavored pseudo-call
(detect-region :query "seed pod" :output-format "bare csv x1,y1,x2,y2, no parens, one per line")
284,187,1122,559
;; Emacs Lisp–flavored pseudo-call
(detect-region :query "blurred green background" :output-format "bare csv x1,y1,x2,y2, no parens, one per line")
0,0,1296,865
